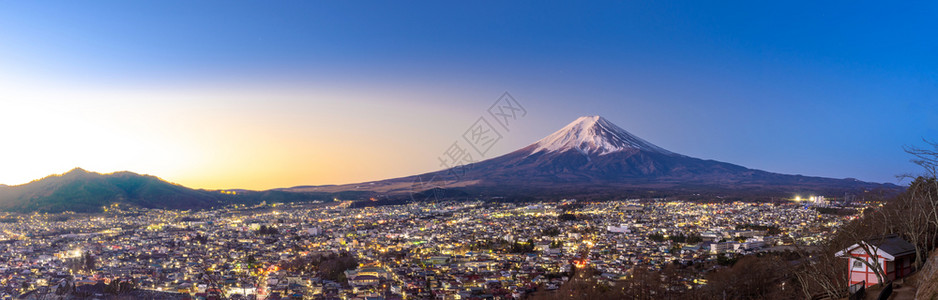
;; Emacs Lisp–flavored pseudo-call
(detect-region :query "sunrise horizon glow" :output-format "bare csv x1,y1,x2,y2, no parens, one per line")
1,1,935,190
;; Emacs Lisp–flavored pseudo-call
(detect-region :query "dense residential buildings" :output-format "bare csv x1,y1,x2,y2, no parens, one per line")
0,199,865,299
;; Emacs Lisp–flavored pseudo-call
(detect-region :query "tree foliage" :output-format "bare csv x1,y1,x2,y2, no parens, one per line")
280,252,359,282
255,225,280,235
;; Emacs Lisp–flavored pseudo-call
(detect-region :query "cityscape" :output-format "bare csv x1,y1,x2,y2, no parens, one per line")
0,197,870,299
2,1,937,299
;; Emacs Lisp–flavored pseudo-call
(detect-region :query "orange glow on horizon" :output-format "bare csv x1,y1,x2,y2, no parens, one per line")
0,80,490,191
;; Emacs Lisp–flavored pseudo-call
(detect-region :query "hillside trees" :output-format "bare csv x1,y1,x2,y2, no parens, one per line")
790,141,938,297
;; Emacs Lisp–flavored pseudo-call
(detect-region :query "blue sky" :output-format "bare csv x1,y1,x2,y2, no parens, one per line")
0,1,935,188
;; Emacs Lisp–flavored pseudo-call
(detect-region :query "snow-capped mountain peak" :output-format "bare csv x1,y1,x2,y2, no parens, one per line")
529,116,675,156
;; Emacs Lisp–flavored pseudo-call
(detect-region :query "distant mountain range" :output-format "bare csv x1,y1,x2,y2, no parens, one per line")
285,116,901,201
0,168,365,213
0,168,221,212
0,116,902,212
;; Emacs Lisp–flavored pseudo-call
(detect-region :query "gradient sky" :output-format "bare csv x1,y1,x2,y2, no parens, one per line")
1,1,935,190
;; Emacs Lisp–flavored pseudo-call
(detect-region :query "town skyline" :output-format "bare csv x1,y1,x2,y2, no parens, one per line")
2,2,937,298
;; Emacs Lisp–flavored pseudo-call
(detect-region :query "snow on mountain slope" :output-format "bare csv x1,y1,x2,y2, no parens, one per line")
285,115,901,199
530,116,676,156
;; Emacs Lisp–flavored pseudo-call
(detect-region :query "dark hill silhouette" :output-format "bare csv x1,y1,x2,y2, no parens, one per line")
0,168,355,212
0,168,225,212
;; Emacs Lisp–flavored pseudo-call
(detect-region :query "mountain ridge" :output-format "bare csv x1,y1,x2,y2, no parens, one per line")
0,168,358,213
285,115,901,200
0,116,904,212
0,168,227,213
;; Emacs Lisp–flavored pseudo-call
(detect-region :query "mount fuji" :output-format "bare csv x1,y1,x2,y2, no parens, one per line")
288,115,899,200
529,116,676,156
0,115,896,213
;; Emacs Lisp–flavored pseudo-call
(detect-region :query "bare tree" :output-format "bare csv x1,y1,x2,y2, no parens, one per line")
889,188,930,269
839,205,893,287
904,140,938,178
900,140,938,268
791,244,845,299
790,200,895,299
